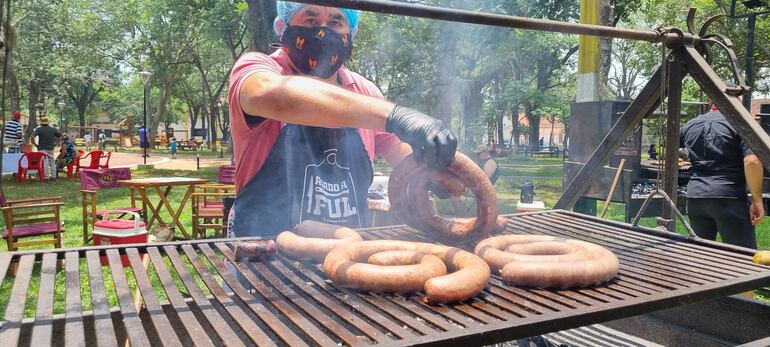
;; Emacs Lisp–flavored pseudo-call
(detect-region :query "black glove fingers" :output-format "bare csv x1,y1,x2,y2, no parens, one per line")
435,130,457,169
412,144,424,162
422,138,439,168
385,105,458,169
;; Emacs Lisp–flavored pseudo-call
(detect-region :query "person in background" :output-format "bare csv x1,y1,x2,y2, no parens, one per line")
474,145,501,185
83,132,92,151
138,126,149,157
228,2,456,238
169,136,178,159
56,133,77,171
32,117,61,180
647,144,658,160
680,105,764,248
98,131,106,151
3,111,23,153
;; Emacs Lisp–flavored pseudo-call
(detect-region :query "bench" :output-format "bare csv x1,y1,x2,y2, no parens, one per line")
527,146,562,157
177,142,198,151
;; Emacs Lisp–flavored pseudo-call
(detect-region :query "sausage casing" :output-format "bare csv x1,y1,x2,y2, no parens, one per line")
276,220,363,263
324,240,490,304
475,235,619,288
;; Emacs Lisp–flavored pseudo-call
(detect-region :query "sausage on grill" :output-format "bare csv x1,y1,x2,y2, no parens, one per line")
474,235,619,288
324,240,490,304
388,153,499,241
234,240,278,262
276,220,363,262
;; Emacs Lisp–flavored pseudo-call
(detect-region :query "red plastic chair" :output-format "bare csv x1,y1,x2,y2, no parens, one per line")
98,151,112,169
76,150,104,175
17,152,47,183
65,150,85,178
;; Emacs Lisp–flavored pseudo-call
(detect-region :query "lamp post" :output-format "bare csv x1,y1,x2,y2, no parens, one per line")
57,102,65,132
139,71,153,165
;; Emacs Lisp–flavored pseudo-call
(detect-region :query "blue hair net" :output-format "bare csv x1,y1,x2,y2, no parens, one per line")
274,2,360,37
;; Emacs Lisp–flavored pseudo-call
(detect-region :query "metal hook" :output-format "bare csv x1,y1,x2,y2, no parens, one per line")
631,189,700,240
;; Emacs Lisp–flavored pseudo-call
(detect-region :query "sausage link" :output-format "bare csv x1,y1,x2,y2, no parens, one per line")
389,153,499,241
323,240,490,304
475,235,619,288
276,220,363,263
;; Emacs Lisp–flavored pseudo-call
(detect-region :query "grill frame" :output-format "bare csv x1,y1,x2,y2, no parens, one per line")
1,210,769,346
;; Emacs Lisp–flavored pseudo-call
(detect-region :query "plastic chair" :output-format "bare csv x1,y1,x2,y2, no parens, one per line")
17,152,47,183
65,150,85,178
98,151,112,169
76,150,104,175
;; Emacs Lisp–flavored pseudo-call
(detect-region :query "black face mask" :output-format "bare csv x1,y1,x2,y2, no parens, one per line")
281,25,353,79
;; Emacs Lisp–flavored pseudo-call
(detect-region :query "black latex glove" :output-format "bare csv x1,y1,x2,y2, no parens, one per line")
385,105,457,169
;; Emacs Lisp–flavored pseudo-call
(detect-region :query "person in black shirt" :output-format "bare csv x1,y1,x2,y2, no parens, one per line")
680,109,764,248
647,144,658,160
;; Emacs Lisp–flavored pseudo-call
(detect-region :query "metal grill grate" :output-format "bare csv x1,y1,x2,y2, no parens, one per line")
1,210,769,346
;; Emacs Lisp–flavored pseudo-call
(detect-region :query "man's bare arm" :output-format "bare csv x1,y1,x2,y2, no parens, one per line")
240,72,394,131
745,154,763,201
744,154,765,225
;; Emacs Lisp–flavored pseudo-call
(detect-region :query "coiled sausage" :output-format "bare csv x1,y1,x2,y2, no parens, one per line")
324,240,490,304
388,153,499,241
276,220,363,262
474,235,619,288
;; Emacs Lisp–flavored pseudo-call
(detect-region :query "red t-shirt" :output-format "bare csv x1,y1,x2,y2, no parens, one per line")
228,50,401,192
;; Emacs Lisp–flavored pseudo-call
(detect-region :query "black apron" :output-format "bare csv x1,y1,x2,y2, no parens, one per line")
231,124,373,238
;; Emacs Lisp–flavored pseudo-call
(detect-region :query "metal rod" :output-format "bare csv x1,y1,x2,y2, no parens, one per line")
743,13,756,110
662,59,683,227
290,0,682,43
143,86,148,165
599,159,626,219
631,189,698,239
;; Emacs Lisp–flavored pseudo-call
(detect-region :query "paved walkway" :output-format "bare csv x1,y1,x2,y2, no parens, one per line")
109,152,232,170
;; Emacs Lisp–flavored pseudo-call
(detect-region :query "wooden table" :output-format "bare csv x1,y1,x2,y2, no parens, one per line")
118,177,208,239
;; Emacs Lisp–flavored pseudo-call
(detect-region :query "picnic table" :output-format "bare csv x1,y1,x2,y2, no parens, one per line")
118,177,209,239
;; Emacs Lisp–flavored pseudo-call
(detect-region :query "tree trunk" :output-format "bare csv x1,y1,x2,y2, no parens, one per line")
495,113,504,149
549,116,556,146
209,103,218,151
598,0,613,100
78,106,86,137
8,66,19,111
525,104,540,150
463,82,484,146
245,0,277,52
151,80,173,148
25,79,40,140
511,103,521,151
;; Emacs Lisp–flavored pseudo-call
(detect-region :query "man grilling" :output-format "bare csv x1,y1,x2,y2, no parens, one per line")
680,102,764,248
228,2,457,238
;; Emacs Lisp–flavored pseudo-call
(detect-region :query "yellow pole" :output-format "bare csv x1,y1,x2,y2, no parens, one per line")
577,0,601,102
